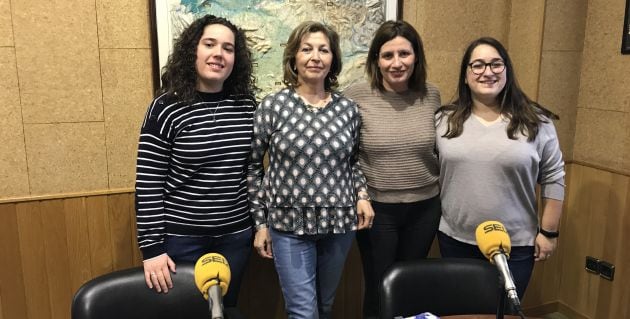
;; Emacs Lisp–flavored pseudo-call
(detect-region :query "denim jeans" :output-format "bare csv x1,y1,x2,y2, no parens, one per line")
165,229,253,307
437,231,535,300
270,228,355,319
356,196,441,319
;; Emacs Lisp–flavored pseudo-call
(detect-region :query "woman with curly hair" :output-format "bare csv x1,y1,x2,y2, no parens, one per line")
134,14,257,311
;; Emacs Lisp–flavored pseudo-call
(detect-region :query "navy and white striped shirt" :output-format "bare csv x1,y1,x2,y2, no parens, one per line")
135,91,256,260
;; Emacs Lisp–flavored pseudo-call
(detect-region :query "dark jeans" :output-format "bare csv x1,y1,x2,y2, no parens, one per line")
165,229,253,307
437,231,534,300
356,196,441,319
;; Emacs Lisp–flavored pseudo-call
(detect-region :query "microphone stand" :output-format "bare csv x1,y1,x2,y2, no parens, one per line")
207,284,224,319
496,275,505,319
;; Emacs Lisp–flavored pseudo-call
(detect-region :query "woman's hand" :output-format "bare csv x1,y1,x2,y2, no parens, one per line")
534,233,557,262
254,227,273,259
143,253,177,293
357,198,375,230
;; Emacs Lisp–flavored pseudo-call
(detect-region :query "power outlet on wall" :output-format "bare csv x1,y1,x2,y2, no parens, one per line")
599,261,615,281
585,256,600,274
585,256,615,281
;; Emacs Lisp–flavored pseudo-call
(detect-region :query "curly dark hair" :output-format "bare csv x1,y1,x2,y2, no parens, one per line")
158,15,256,102
438,37,558,142
366,20,428,96
282,21,342,91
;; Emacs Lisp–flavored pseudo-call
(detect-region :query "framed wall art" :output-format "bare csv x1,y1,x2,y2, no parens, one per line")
149,0,400,96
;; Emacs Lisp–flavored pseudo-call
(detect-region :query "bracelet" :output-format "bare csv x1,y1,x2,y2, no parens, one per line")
538,227,559,238
357,193,371,202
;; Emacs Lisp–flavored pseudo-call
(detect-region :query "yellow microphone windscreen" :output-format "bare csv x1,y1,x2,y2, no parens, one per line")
475,220,511,260
194,253,231,300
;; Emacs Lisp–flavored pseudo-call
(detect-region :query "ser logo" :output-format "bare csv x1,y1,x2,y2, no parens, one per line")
201,255,228,266
483,223,507,234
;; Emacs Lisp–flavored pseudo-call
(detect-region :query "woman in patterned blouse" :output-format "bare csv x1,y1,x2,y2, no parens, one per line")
247,21,374,319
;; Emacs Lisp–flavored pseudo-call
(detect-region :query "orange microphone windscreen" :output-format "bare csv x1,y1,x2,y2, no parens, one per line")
194,253,231,300
475,220,512,261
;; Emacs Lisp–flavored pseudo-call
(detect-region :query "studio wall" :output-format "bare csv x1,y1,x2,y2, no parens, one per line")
0,0,153,199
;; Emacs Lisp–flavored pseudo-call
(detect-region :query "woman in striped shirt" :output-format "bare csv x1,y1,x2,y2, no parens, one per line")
134,14,256,312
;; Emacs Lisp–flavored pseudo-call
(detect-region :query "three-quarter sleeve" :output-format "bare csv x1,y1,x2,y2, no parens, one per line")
350,102,368,195
247,97,274,228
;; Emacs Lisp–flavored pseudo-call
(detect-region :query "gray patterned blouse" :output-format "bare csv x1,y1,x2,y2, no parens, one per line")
247,88,368,235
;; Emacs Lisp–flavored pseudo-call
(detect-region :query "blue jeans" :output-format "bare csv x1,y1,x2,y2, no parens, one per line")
165,229,253,307
270,228,355,319
356,196,441,319
437,231,534,299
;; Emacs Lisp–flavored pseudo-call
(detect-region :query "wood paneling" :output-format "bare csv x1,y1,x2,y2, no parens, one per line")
16,201,52,319
2,163,629,319
524,164,630,318
0,192,366,319
40,199,72,319
64,197,93,294
0,204,28,319
85,196,114,277
0,194,141,319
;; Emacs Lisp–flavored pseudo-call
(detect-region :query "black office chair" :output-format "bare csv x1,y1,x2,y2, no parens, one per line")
379,258,503,319
71,262,208,319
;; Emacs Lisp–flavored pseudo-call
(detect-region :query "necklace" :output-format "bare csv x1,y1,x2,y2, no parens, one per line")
211,100,221,122
300,94,331,112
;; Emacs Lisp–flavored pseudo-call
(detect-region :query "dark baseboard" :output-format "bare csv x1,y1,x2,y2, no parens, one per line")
523,301,590,319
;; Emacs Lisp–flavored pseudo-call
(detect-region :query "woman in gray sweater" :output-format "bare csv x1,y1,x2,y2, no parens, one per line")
344,20,442,319
435,37,565,300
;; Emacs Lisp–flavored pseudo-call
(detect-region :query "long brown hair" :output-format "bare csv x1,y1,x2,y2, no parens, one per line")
438,37,558,142
159,15,257,102
366,20,428,96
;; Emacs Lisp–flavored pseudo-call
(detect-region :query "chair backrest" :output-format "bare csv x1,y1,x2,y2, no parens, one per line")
379,258,502,319
71,263,208,319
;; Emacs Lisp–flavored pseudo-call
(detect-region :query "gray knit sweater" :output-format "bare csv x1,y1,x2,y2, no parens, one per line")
435,113,565,246
344,81,441,203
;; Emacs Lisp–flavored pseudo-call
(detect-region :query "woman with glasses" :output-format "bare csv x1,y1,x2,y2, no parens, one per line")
344,20,441,319
435,37,565,299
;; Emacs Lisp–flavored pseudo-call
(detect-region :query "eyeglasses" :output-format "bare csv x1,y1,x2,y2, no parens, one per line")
468,60,506,75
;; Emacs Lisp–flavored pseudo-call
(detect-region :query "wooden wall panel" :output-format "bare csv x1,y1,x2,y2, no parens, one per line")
108,193,135,269
16,202,52,319
332,241,364,318
40,199,73,319
85,196,114,277
2,167,628,319
64,197,93,293
545,164,630,319
0,203,28,319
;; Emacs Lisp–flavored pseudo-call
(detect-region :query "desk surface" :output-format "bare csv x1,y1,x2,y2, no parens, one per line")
442,316,535,319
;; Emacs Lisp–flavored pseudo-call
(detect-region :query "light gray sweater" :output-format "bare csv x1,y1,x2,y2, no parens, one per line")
435,113,565,246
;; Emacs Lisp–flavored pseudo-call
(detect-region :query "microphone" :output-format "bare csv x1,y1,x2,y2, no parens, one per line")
194,253,231,319
475,221,521,312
